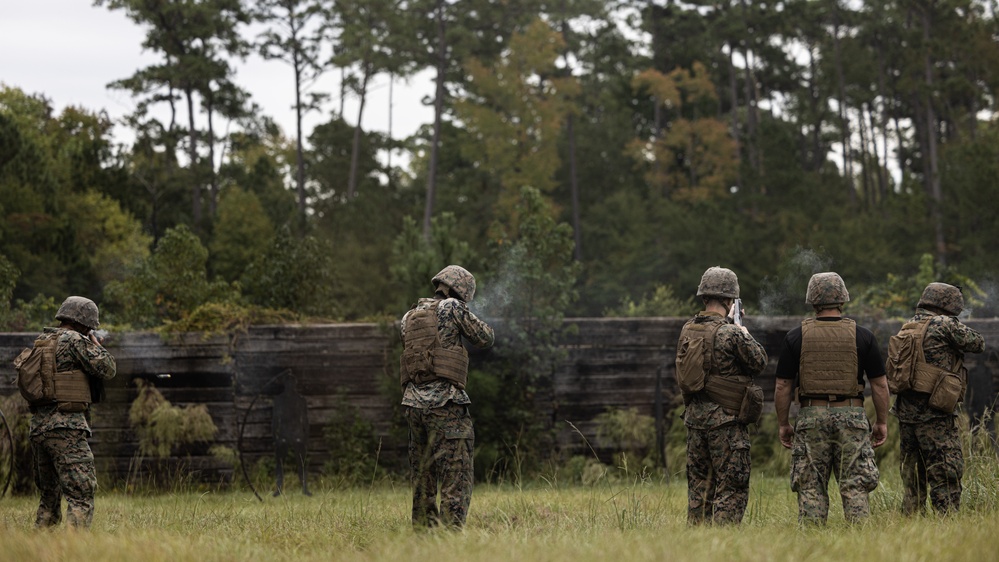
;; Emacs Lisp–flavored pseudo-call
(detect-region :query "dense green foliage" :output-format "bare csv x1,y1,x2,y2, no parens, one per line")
3,0,998,490
4,2,999,326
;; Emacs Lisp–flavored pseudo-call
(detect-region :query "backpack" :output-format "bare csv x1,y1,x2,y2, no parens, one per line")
13,332,93,411
13,336,58,405
675,321,721,395
885,320,929,394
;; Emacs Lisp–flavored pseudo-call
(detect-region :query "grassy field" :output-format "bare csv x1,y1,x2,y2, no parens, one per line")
2,472,998,562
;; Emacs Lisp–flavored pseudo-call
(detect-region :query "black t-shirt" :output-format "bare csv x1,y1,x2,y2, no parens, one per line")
775,317,885,398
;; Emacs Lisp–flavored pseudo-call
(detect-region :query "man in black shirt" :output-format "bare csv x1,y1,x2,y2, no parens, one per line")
774,272,889,523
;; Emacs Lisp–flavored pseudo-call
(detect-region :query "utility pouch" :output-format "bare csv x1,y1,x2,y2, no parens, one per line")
885,330,918,393
14,336,59,405
14,346,47,403
737,384,764,425
675,335,707,394
676,320,722,396
52,370,92,412
57,401,89,413
928,371,965,413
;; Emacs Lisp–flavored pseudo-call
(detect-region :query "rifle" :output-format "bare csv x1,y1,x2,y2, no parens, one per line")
732,298,743,327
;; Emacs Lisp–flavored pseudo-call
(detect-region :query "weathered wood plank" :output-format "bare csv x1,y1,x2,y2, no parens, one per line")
3,317,998,483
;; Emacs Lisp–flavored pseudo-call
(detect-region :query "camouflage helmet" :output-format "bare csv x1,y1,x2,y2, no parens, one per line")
696,266,740,299
55,296,101,330
432,265,476,302
918,282,964,315
805,272,850,306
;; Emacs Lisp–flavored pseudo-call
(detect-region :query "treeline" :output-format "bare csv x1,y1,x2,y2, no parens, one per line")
3,0,999,332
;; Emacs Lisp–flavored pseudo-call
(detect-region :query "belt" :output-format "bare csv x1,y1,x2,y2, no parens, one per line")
800,398,864,408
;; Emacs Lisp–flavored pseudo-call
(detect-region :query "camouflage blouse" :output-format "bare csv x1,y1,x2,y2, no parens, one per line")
893,308,985,423
683,311,769,430
29,327,117,438
401,297,495,409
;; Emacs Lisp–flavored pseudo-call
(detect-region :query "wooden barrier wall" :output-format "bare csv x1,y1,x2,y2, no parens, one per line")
2,317,997,483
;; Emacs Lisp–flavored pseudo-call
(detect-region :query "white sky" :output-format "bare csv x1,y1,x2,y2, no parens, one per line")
0,1,435,160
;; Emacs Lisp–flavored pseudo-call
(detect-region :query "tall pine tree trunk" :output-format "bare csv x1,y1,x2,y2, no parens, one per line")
864,102,887,202
831,1,855,203
347,63,371,199
857,103,872,206
727,46,743,191
876,39,892,200
206,96,218,216
294,49,307,235
567,112,582,261
738,0,761,183
921,8,946,264
807,45,823,171
387,73,394,172
422,0,446,241
559,15,582,261
185,87,201,229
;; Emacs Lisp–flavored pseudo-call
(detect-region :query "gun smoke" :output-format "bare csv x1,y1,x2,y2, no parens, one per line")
758,247,833,316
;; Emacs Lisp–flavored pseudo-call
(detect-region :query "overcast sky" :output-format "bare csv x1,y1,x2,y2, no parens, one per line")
1,1,434,154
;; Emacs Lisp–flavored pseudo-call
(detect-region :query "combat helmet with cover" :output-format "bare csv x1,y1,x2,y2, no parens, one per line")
55,296,101,330
696,267,740,299
917,282,964,316
432,265,476,302
805,272,850,307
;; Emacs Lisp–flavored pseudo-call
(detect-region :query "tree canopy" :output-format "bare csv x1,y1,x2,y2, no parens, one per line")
4,0,999,331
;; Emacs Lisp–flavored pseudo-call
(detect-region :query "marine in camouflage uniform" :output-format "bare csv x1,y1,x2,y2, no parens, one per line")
679,267,768,525
774,273,890,524
892,283,984,515
400,266,494,528
30,297,117,528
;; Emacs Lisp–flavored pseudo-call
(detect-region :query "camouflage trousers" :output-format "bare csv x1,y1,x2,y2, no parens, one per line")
405,402,474,528
31,428,97,528
899,417,963,515
686,423,751,525
790,407,879,524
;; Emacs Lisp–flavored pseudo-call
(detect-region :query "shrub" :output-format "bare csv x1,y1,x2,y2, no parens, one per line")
0,394,32,495
594,407,657,472
128,380,218,459
604,285,698,318
321,395,383,484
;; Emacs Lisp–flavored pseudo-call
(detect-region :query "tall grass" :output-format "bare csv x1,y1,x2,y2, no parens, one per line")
3,404,997,562
2,471,998,562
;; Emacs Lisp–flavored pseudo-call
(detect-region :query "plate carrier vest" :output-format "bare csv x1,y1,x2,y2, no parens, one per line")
798,318,863,399
14,329,92,410
399,300,470,390
676,319,753,413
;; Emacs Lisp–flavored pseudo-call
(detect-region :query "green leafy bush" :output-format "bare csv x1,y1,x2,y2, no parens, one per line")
128,380,218,459
594,407,657,472
852,253,986,320
0,394,32,495
105,225,239,328
605,285,698,318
